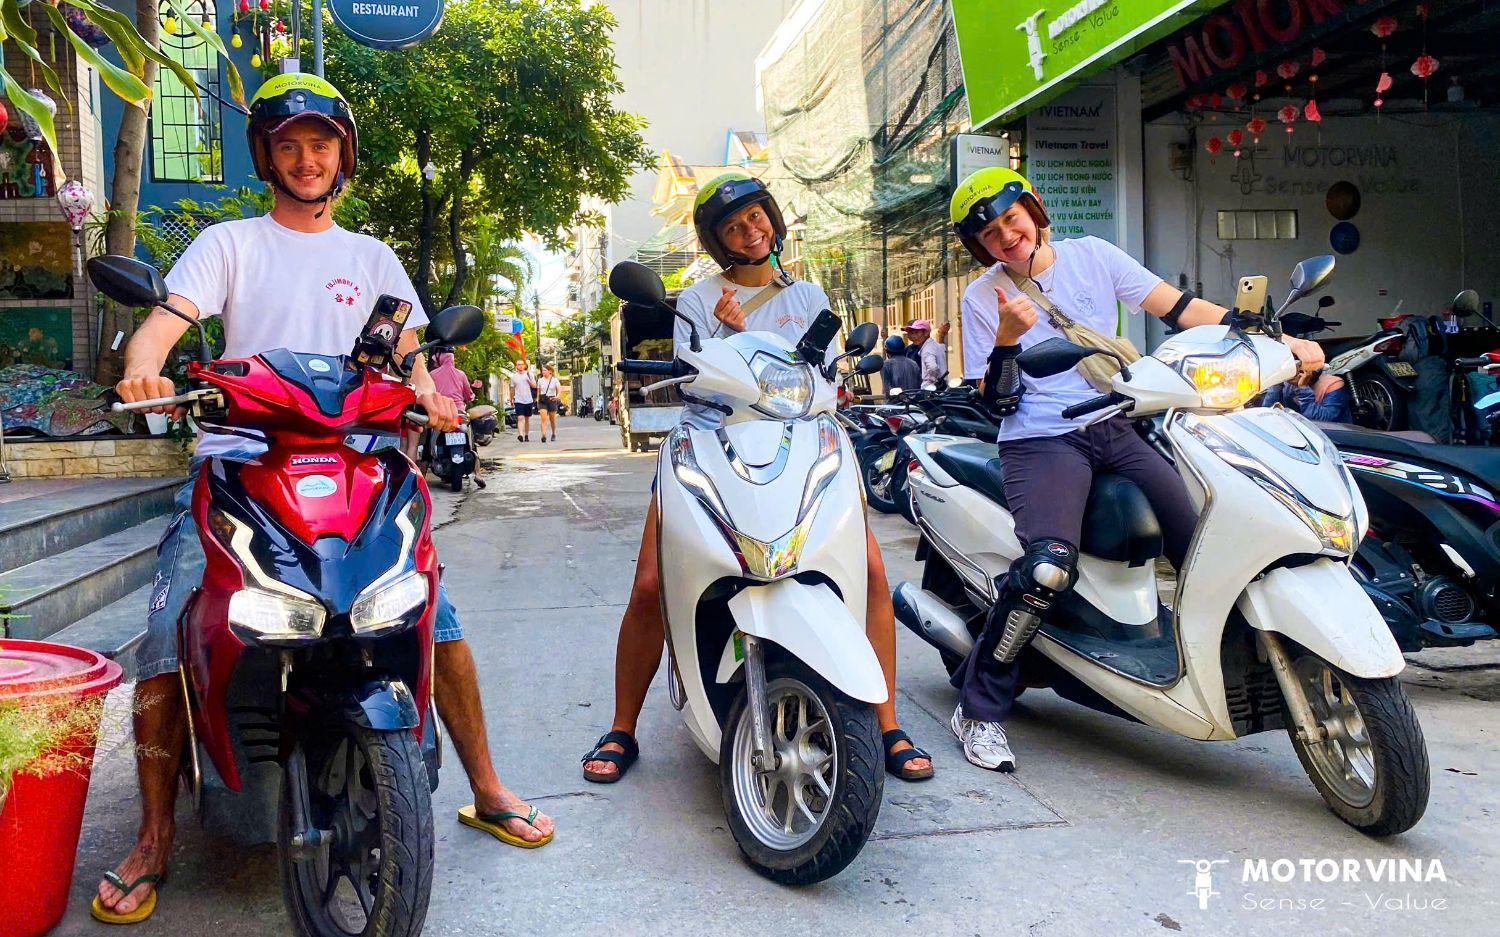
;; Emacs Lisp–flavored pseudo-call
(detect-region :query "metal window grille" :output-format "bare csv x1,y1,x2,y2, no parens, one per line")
1216,210,1298,240
150,0,223,183
154,213,210,266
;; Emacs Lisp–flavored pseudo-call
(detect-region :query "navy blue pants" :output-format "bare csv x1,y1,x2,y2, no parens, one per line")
954,416,1199,721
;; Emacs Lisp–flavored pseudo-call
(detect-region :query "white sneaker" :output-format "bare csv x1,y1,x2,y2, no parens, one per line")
950,703,1016,772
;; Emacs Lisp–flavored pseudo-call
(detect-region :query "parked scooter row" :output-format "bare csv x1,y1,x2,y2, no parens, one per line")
849,387,1002,517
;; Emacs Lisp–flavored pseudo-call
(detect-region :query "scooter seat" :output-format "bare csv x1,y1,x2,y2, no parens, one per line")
1317,335,1371,358
1320,423,1500,484
928,443,1163,563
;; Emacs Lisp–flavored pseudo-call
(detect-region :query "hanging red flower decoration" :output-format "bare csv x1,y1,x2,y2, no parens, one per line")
1226,83,1248,102
1209,92,1223,108
259,0,270,9
1277,60,1300,81
0,107,8,137
1416,4,1429,18
1371,16,1397,39
1254,70,1269,88
1247,117,1267,135
1310,48,1327,69
1304,100,1322,123
1411,55,1440,79
1206,136,1223,155
1226,129,1244,147
1277,104,1300,125
238,0,250,11
1375,72,1393,94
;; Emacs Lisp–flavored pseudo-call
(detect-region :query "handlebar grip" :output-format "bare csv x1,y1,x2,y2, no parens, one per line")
404,409,430,426
617,359,683,377
111,393,190,412
1062,394,1120,420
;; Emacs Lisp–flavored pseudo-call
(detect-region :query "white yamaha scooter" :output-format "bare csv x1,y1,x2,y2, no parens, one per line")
895,256,1430,836
609,262,889,883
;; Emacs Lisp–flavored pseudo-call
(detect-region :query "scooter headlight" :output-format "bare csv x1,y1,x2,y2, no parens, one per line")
1172,342,1261,409
350,571,429,636
749,352,814,419
228,588,326,642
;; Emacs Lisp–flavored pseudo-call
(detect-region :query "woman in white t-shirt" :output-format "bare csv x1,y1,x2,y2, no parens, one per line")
581,173,935,785
510,360,537,442
945,167,1328,773
536,364,562,442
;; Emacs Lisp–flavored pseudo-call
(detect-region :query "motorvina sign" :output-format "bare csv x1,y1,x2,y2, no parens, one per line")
952,0,1232,128
329,0,444,50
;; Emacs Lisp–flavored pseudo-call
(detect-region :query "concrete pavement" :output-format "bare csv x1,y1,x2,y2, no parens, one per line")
56,415,1499,935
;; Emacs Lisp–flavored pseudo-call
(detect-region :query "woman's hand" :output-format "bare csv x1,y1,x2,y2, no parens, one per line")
1284,335,1327,384
994,284,1037,346
714,286,747,332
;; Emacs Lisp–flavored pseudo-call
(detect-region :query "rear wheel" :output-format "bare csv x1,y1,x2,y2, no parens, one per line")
447,466,464,492
279,726,433,937
861,448,899,514
720,661,882,885
1352,371,1406,431
1285,654,1429,836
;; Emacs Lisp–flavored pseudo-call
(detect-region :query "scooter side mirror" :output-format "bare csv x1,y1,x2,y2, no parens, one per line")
1283,255,1336,309
1317,295,1336,309
845,323,880,356
427,305,485,346
608,260,667,306
1018,337,1098,378
854,353,883,376
87,255,169,308
1452,289,1481,317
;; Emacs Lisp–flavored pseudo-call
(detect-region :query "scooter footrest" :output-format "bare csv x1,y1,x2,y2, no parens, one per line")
1417,619,1498,646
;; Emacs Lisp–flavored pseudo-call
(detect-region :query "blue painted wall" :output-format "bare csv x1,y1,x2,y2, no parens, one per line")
99,4,267,216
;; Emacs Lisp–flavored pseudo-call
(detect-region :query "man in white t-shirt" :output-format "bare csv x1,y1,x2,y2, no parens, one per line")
901,318,949,388
582,173,935,786
96,74,551,925
509,360,537,441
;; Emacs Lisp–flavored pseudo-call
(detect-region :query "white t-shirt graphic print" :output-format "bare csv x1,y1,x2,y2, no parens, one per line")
959,236,1162,442
165,214,426,456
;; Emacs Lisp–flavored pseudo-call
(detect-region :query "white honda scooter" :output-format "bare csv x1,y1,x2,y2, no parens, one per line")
609,262,888,883
895,256,1429,836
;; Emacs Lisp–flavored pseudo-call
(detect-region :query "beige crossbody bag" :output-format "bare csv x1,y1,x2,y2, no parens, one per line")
1003,269,1140,393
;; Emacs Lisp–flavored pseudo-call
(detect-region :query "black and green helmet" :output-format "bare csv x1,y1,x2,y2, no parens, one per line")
247,73,359,203
692,172,786,269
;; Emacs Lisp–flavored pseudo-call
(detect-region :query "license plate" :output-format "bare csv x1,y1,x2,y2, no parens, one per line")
1387,362,1416,377
445,432,468,444
874,450,896,472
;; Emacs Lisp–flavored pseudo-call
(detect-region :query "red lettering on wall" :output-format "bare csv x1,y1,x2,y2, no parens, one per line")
1202,14,1247,69
1170,36,1214,87
1234,0,1269,54
1306,0,1345,25
1165,0,1380,91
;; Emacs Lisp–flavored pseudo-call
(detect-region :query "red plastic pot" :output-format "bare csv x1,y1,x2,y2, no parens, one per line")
0,640,123,937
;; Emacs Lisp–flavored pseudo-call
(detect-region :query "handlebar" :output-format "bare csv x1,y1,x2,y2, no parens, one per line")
617,359,692,378
1455,356,1500,370
1062,393,1125,420
111,393,195,412
404,409,430,426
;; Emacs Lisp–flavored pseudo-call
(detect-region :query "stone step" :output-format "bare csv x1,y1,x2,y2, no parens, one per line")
0,476,182,575
46,585,153,681
0,516,170,642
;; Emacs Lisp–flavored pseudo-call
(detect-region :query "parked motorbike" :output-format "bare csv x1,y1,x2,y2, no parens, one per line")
468,404,498,446
894,256,1429,836
609,260,886,884
420,415,479,492
1282,297,1414,431
92,255,486,936
1322,414,1500,653
877,387,1002,523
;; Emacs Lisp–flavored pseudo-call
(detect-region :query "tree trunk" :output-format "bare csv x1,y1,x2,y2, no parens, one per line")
414,125,436,314
443,145,477,308
95,1,159,384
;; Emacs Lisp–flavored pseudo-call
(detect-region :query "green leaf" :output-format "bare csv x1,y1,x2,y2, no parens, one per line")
162,0,245,108
65,0,147,76
41,5,151,105
0,68,60,174
0,1,65,101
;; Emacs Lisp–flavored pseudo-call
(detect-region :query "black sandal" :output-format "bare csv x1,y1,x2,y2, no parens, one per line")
582,730,638,783
883,729,934,781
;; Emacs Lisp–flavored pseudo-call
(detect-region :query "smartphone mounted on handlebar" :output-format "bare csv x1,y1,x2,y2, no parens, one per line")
350,295,413,373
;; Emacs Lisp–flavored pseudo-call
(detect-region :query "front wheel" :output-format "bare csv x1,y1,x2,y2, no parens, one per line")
861,448,900,514
1286,655,1429,836
720,660,882,885
1351,371,1407,431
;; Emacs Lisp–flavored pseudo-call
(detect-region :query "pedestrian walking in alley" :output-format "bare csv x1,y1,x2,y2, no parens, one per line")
537,364,562,442
512,359,538,441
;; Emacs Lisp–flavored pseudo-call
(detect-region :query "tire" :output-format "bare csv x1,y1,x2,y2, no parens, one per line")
1285,654,1429,836
1351,371,1407,432
861,448,900,514
720,660,882,885
447,467,464,492
891,452,916,524
279,726,433,937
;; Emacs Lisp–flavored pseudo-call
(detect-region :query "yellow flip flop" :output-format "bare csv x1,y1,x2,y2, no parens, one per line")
89,871,162,924
457,804,554,848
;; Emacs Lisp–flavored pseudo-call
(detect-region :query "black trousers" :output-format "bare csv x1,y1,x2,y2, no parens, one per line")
953,416,1199,722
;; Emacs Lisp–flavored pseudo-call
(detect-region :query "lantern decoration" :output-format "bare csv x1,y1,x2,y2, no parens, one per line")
1304,100,1323,124
1226,128,1244,158
1205,136,1223,156
0,106,8,137
1310,48,1327,69
164,15,177,34
19,88,56,140
1371,16,1397,40
1226,82,1248,105
1247,116,1267,144
1411,54,1439,79
251,53,262,68
259,0,270,9
239,0,250,11
55,180,94,232
1277,104,1300,134
232,33,243,48
1277,60,1300,81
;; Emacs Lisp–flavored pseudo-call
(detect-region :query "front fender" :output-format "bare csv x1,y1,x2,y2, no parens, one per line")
719,580,888,704
344,679,421,731
1236,560,1405,678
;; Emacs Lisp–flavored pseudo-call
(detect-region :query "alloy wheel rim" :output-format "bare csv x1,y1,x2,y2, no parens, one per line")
304,738,384,934
730,677,837,850
1293,657,1377,808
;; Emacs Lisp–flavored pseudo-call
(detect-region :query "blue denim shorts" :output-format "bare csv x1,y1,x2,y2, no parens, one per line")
135,449,463,681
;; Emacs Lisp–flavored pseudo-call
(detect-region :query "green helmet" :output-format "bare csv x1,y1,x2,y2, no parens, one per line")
949,167,1050,265
693,172,787,269
248,73,359,203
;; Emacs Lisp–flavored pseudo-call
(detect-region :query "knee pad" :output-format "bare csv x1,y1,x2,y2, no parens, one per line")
983,539,1078,665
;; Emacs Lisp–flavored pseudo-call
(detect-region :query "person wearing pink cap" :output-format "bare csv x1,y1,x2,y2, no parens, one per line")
902,318,949,388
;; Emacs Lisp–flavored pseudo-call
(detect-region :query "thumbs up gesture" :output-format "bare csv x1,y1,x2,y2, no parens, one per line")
995,284,1038,346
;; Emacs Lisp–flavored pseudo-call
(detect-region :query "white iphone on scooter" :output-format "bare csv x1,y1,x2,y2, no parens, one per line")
608,261,888,884
895,255,1430,836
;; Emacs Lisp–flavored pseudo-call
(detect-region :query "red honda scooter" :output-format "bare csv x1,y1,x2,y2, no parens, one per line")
90,256,482,937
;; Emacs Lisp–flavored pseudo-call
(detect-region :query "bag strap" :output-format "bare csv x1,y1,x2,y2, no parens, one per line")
737,276,789,318
1002,268,1075,330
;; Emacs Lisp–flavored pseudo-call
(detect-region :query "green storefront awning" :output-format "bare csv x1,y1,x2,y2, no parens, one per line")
953,0,1230,129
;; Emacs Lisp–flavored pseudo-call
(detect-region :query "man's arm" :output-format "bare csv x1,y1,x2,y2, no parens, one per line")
117,294,203,414
1139,282,1326,376
398,329,460,431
